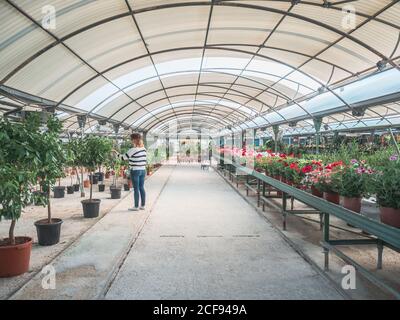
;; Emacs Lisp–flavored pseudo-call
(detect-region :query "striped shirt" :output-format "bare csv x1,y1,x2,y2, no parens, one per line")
118,147,147,171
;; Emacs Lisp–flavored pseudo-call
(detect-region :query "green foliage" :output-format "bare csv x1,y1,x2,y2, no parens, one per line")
79,135,112,171
369,159,400,209
334,165,367,198
119,139,132,155
0,114,42,222
36,116,67,198
65,138,81,167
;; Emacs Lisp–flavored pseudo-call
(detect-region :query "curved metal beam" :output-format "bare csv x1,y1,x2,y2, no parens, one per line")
92,68,311,119
119,90,269,126
2,0,397,85
144,111,233,132
135,105,242,129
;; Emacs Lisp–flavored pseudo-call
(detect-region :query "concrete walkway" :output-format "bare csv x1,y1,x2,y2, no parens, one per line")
106,165,343,300
10,166,174,300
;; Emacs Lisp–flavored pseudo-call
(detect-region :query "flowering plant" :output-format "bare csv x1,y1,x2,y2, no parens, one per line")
303,161,342,193
369,155,400,209
334,160,373,198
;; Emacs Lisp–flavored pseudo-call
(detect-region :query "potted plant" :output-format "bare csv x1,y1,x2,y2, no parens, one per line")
336,160,372,213
124,169,132,191
0,115,42,277
65,145,76,194
34,116,67,246
370,155,400,228
109,157,123,199
66,139,82,192
53,175,66,198
96,138,112,193
80,136,110,218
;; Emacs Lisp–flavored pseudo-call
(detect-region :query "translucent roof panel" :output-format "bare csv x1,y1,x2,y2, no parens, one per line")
1,0,399,135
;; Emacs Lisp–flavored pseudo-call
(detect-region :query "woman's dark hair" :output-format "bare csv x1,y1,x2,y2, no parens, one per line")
131,133,144,147
130,133,142,141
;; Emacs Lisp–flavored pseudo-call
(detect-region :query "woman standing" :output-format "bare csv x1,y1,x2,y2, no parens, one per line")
114,133,147,211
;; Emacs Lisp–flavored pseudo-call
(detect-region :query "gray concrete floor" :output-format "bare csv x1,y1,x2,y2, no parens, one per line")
106,164,343,300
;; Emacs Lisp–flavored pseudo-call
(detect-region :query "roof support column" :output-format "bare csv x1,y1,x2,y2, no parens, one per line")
166,136,170,161
230,131,234,163
273,125,280,153
142,131,148,149
313,117,323,154
219,135,224,166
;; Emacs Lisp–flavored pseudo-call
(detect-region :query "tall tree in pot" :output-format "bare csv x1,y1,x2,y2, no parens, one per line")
34,116,67,246
65,140,78,194
96,137,112,192
80,136,110,218
67,138,84,192
0,114,42,277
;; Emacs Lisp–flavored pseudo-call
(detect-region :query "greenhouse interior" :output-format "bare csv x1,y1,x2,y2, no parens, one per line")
0,0,400,303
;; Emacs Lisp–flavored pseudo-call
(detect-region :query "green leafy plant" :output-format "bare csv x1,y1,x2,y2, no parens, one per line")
0,114,42,245
334,162,370,198
369,156,400,209
95,137,113,179
80,136,111,200
65,139,79,186
36,115,67,223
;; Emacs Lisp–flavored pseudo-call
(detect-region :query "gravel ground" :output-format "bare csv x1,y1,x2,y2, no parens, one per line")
0,175,133,299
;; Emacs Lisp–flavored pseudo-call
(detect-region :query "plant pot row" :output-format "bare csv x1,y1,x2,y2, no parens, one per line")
1,181,124,278
264,170,400,229
311,188,400,228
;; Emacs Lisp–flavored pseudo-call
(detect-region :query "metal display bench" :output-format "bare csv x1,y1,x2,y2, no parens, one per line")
214,156,400,299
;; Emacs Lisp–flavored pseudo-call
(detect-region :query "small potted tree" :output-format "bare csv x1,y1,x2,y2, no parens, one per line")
66,139,82,192
34,116,67,246
96,138,112,192
80,136,110,218
65,144,76,194
0,115,42,277
110,157,123,199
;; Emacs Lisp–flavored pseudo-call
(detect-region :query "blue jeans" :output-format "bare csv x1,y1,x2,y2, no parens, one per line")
131,169,146,208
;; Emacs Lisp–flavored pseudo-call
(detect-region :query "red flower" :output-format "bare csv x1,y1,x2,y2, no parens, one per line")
302,165,313,173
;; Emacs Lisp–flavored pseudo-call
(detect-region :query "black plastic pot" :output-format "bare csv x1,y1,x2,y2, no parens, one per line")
110,187,122,199
124,183,130,191
96,172,104,182
34,218,63,246
81,199,101,218
89,175,99,185
67,186,75,194
74,184,80,192
53,186,65,199
98,184,105,192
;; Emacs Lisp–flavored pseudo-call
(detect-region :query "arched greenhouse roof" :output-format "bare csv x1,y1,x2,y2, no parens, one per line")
1,0,400,136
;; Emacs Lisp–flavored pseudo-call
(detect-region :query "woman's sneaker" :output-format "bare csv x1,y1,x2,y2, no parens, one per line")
140,206,145,210
129,207,139,211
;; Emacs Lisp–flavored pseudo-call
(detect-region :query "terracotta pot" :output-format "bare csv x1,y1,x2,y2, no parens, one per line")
323,192,340,204
311,185,323,198
380,207,400,228
343,197,362,213
0,237,32,277
83,180,90,188
105,172,110,179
